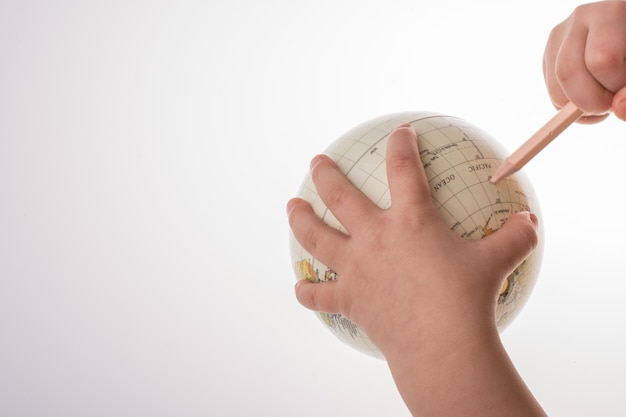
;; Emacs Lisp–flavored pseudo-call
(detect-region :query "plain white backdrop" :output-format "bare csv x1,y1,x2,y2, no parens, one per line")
1,1,625,416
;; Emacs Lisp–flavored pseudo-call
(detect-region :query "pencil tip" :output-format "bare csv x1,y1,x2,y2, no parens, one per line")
490,161,515,184
489,172,503,184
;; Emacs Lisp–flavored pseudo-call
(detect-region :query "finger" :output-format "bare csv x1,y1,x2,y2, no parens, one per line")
543,24,569,107
586,21,626,94
295,279,341,314
555,21,613,114
385,124,434,213
479,212,540,279
287,197,348,268
575,113,610,125
584,1,626,93
613,85,626,121
309,154,379,233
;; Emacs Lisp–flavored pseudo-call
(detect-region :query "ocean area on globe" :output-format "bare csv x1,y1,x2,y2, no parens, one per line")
289,111,544,358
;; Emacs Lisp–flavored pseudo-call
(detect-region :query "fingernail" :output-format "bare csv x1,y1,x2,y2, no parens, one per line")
615,97,626,121
286,198,297,216
310,154,326,170
295,279,308,289
392,123,416,139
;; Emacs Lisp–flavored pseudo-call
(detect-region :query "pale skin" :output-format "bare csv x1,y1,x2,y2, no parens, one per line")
288,1,626,414
287,125,546,416
544,0,626,123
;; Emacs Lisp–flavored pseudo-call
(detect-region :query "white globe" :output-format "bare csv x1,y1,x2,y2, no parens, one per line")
290,111,544,358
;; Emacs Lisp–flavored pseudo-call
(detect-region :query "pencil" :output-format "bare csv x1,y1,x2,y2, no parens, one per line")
490,101,583,184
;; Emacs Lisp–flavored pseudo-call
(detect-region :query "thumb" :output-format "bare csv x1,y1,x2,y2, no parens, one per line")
481,212,540,278
612,86,626,121
294,279,341,314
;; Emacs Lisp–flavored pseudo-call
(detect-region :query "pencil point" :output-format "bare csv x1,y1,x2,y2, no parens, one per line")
490,160,515,184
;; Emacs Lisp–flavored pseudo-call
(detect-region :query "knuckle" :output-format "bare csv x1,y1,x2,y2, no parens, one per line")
323,183,348,210
554,61,575,85
388,152,417,178
515,218,539,252
520,228,539,252
301,227,322,254
389,153,414,170
586,46,625,82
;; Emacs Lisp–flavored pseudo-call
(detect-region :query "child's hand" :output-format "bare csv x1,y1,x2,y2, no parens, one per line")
287,124,538,356
287,125,544,415
544,1,626,122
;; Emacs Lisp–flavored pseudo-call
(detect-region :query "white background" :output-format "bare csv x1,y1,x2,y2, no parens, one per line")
1,1,625,416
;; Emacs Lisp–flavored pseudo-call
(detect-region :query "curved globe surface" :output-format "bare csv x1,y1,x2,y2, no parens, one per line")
289,112,543,358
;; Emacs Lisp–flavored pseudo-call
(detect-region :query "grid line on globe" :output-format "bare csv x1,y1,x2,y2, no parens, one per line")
290,112,543,359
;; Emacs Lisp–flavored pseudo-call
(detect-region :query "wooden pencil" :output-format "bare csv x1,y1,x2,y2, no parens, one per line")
490,101,583,183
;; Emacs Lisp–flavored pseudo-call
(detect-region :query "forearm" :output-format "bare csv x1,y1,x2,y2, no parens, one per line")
383,324,547,417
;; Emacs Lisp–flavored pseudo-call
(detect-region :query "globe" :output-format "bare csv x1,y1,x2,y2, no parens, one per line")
289,111,544,358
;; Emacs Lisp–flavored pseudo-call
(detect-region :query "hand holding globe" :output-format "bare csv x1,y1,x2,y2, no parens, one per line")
288,112,543,358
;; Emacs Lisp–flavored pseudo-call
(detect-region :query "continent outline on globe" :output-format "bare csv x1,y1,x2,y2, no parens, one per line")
290,111,543,359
